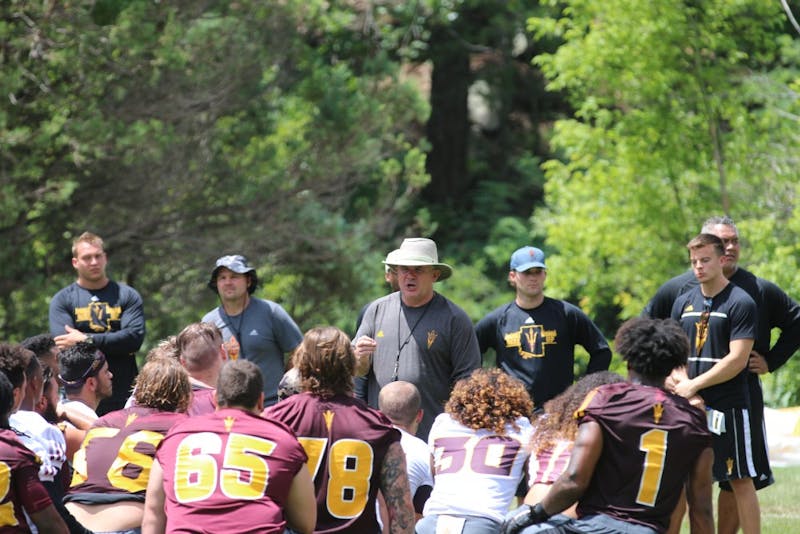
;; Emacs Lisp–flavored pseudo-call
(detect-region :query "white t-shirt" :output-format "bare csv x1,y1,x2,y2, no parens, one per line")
399,426,434,499
10,410,67,482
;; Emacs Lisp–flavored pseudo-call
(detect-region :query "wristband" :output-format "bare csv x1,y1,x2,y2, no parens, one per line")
530,502,551,523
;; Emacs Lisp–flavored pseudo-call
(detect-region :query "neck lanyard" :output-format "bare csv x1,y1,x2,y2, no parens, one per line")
393,295,435,381
222,304,247,356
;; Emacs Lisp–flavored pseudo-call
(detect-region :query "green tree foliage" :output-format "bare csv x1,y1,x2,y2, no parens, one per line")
529,0,800,401
1,1,430,343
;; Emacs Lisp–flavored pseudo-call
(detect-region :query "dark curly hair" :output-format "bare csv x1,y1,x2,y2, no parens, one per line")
615,317,689,379
0,371,13,429
20,334,56,359
445,368,533,435
294,327,354,398
0,343,32,390
529,371,624,455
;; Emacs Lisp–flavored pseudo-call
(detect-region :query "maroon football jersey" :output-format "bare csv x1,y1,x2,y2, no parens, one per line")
188,385,217,416
156,408,307,534
0,429,53,533
263,392,401,533
66,406,187,503
574,382,711,533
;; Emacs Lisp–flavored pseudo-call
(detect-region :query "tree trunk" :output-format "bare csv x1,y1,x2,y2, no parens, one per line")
424,27,470,205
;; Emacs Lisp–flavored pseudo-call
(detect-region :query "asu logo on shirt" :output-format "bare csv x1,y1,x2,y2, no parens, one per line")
74,301,122,332
504,324,557,359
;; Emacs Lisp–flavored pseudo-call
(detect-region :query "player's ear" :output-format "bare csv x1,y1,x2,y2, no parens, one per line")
415,409,423,423
256,392,265,413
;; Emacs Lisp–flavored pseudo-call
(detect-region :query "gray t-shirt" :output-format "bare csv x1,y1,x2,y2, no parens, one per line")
203,298,303,406
355,292,481,440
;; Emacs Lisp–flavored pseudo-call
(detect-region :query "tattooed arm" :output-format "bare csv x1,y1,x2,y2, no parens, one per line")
380,441,415,534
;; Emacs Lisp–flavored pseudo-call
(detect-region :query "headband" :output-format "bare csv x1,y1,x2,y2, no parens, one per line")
58,350,106,387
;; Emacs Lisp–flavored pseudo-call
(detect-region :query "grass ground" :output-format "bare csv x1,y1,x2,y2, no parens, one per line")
679,465,800,533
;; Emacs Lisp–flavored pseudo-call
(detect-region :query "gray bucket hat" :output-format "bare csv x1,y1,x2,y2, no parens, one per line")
208,254,258,294
382,238,453,281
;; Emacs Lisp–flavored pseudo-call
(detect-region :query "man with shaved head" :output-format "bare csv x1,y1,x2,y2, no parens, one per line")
379,381,433,519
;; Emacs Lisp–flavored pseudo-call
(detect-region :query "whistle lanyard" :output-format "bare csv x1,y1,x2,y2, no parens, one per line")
392,295,435,381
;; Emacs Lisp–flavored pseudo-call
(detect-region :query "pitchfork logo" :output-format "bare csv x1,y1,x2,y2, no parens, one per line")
504,324,557,359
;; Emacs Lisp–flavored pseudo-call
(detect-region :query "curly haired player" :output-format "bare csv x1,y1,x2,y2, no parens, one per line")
417,368,534,533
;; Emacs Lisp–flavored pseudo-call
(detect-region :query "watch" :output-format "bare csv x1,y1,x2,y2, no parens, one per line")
85,335,94,345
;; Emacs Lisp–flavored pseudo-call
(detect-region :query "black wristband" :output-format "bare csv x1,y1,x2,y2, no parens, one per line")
530,502,551,523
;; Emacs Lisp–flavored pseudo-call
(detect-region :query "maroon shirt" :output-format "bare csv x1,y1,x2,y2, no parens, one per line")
188,384,217,416
66,406,187,503
575,382,711,533
0,429,53,532
156,408,307,534
264,392,400,533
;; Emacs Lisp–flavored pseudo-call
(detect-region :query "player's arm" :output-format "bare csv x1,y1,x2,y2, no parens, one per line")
29,505,69,534
61,424,87,462
573,309,612,373
674,338,753,399
48,291,76,336
761,281,800,372
49,292,84,350
540,420,601,515
16,464,69,534
380,441,414,534
685,446,714,534
284,462,316,534
94,287,146,354
142,459,167,534
57,402,96,430
503,421,601,534
473,312,496,355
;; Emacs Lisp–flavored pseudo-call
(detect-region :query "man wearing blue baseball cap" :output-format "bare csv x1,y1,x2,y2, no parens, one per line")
202,254,303,406
475,246,611,409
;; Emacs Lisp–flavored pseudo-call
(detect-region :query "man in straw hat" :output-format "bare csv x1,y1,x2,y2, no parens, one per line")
354,237,480,440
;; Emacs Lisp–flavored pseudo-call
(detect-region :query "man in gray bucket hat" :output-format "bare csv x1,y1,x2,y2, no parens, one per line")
202,254,303,406
354,238,480,440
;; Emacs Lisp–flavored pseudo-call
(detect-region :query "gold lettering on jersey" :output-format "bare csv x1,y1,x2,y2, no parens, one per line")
74,302,122,332
427,330,437,349
224,416,236,432
695,319,708,353
574,388,600,419
125,413,138,427
377,330,385,338
653,403,663,424
505,325,557,359
726,457,734,475
324,410,335,432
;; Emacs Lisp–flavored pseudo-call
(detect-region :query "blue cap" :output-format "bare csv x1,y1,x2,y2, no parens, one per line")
510,246,546,271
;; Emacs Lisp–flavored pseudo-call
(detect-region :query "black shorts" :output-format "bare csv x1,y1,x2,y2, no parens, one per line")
710,407,758,483
719,375,774,492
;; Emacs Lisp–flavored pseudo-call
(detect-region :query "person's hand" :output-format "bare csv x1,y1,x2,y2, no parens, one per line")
54,325,89,349
748,350,768,375
352,336,377,377
674,378,698,400
665,366,688,393
501,503,550,534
